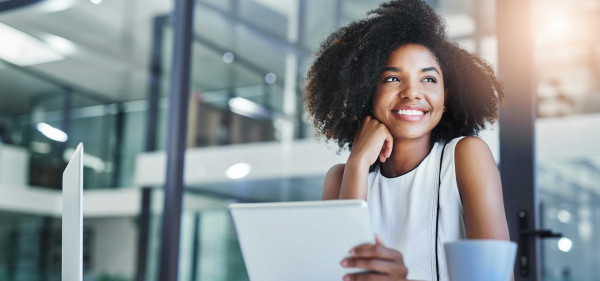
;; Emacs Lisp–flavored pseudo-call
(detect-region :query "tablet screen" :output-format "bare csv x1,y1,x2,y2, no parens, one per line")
230,199,373,281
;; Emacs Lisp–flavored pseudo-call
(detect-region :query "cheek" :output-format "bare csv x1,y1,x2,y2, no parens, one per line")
432,94,446,120
431,89,446,107
372,92,390,115
372,91,384,109
437,95,446,107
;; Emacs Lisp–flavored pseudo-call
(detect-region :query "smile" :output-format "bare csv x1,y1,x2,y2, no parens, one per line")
394,109,425,116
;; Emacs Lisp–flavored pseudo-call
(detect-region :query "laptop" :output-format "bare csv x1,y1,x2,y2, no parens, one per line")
229,199,373,281
62,143,83,281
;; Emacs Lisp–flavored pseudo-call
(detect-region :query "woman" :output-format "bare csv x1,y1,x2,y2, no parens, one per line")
304,1,510,280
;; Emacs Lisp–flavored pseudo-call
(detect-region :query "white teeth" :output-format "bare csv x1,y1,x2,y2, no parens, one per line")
395,109,424,115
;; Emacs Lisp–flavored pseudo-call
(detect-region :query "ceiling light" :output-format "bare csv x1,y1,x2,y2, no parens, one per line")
557,237,573,252
222,52,235,64
0,23,64,66
265,72,277,84
36,122,68,142
225,163,251,179
557,209,571,223
43,34,76,55
228,97,274,120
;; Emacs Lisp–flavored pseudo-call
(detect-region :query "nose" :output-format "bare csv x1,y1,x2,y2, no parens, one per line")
398,80,421,100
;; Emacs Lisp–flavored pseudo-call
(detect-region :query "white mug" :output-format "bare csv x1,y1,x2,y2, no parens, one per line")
444,240,517,281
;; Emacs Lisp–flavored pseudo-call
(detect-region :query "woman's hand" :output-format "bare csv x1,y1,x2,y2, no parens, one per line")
332,116,393,200
340,234,409,281
350,116,393,167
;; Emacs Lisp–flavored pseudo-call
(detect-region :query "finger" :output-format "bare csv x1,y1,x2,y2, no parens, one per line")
350,244,402,261
374,234,385,246
344,272,391,281
379,149,387,163
341,257,397,274
384,131,393,158
380,131,392,163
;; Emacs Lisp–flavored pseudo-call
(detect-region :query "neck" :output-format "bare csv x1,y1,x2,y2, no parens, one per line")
380,136,433,178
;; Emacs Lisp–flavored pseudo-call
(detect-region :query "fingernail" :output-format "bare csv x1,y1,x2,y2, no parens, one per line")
343,275,350,281
340,259,348,267
349,249,356,256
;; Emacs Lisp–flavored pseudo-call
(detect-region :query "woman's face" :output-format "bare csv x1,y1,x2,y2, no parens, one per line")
372,44,446,142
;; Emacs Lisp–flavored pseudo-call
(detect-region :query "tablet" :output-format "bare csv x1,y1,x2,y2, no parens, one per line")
229,199,373,281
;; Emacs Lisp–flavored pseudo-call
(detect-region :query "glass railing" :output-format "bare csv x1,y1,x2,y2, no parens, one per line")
0,187,251,281
0,56,125,190
8,98,129,189
142,187,249,281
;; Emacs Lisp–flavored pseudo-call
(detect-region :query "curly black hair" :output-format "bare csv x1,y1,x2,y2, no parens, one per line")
305,0,504,152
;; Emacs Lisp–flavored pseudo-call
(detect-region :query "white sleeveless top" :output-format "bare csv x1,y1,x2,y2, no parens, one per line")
367,137,466,281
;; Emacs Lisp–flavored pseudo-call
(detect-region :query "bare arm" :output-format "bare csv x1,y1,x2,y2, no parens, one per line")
322,159,372,200
322,116,393,200
322,164,345,200
455,136,510,240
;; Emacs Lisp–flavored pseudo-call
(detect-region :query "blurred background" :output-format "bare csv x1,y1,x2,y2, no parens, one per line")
0,0,598,280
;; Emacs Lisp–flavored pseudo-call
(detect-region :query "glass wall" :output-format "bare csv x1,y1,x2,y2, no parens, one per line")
532,0,600,280
143,188,246,281
0,210,139,281
0,0,171,280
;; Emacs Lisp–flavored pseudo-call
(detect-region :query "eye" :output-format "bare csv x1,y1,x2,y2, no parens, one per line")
422,77,437,83
383,76,400,82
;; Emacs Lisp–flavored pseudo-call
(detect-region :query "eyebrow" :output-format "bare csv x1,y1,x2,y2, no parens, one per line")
421,67,440,74
380,66,440,74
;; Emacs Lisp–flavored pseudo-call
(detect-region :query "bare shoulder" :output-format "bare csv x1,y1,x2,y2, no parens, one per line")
455,136,492,157
322,164,346,200
454,136,497,184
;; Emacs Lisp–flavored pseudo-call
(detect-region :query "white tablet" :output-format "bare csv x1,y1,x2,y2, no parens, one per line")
229,199,373,281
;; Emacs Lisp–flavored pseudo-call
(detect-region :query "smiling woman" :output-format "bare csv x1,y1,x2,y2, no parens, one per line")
304,1,503,156
372,44,446,145
304,0,508,281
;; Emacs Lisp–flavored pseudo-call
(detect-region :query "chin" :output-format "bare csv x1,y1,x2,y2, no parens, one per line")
394,133,429,140
393,132,431,141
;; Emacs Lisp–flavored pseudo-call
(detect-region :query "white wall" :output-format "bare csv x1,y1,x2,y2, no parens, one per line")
536,113,600,161
0,144,29,185
135,139,350,186
87,217,137,279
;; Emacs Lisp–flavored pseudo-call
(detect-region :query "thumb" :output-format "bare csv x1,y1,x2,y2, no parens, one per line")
375,233,385,246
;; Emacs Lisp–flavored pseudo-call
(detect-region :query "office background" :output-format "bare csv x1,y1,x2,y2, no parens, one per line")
0,0,599,280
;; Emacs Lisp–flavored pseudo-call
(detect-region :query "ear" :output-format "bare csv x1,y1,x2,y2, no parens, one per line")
443,88,449,112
